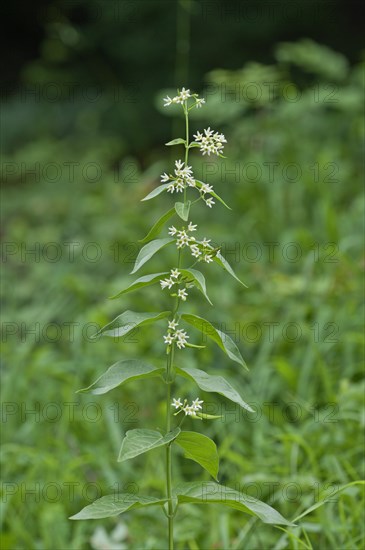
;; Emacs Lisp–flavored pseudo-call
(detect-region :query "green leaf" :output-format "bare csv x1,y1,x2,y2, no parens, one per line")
131,238,175,274
69,494,166,520
188,142,201,149
213,250,248,288
180,268,213,305
195,180,232,210
165,138,186,146
141,184,169,201
196,412,222,420
175,201,191,221
174,482,293,526
95,310,170,338
180,313,248,369
77,359,164,395
118,428,180,462
139,208,176,244
110,272,169,299
175,366,253,411
175,431,219,481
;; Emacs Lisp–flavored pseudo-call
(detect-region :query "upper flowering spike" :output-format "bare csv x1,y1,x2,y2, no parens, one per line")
163,87,205,110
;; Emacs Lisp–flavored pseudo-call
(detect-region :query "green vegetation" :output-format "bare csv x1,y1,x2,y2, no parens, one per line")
1,40,364,549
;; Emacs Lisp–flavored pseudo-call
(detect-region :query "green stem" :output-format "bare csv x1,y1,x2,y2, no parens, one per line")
165,99,191,550
184,103,189,205
165,368,174,549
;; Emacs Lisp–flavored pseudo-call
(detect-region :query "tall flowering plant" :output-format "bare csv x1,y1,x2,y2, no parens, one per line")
70,88,291,548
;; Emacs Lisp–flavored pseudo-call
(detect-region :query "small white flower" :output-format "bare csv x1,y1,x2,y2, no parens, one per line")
183,405,196,416
174,87,191,104
188,222,197,232
190,245,201,258
195,97,206,108
175,179,184,192
175,329,189,348
192,398,204,411
168,226,177,236
200,183,213,194
171,268,180,279
178,288,188,301
168,319,178,330
167,183,175,193
205,197,215,208
164,334,175,345
161,172,170,182
175,329,187,338
160,277,175,290
201,238,211,246
163,96,173,107
204,254,213,263
171,398,183,409
175,159,184,170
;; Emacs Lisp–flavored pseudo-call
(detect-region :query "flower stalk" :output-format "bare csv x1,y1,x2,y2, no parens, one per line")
70,86,292,550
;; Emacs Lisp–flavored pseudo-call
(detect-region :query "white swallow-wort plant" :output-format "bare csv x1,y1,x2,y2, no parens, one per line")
70,88,292,548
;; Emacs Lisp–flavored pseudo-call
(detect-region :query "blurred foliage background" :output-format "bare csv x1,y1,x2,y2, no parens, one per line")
1,0,364,549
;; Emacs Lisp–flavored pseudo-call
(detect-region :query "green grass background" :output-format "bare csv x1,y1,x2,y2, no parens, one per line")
1,39,364,549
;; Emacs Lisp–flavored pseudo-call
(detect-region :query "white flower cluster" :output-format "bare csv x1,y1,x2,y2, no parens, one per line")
171,397,204,416
161,160,195,193
168,223,214,263
193,127,227,156
199,182,215,208
163,319,189,349
160,269,189,301
163,88,206,109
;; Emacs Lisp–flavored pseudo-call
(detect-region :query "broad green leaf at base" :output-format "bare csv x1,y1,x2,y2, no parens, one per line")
174,482,293,526
69,494,166,520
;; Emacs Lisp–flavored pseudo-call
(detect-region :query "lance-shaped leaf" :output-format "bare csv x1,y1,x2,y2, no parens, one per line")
77,359,165,395
141,184,169,201
131,238,175,274
110,272,169,299
195,180,231,210
95,310,170,339
165,138,186,146
175,201,191,221
70,494,166,520
118,428,180,462
180,268,213,305
175,431,219,481
213,250,248,288
175,366,253,412
174,482,293,526
139,208,176,244
180,313,247,369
